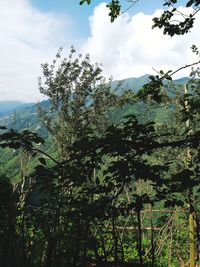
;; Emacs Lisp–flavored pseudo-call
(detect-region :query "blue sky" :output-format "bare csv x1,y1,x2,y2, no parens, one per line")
30,0,185,37
0,0,199,102
30,0,103,38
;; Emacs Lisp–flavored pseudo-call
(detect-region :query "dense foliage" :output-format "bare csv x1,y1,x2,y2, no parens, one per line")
1,1,200,266
1,53,200,266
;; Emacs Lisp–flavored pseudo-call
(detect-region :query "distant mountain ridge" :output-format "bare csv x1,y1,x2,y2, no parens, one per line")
0,74,190,116
113,74,152,93
0,101,35,117
0,74,190,119
112,74,190,94
0,75,192,184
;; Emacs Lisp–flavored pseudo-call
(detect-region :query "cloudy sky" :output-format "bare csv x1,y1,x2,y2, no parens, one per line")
0,0,199,102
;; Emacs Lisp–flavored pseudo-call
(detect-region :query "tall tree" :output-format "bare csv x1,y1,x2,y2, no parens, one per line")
38,47,118,159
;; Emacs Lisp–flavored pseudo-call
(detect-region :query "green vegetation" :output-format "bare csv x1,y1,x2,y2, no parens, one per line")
1,1,200,266
1,51,200,266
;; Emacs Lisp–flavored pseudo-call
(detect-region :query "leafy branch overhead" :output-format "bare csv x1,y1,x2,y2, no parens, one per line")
80,0,200,35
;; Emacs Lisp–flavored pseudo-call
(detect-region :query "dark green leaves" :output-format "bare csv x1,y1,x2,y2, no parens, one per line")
186,0,196,7
79,0,91,4
106,0,121,22
153,1,197,36
0,126,7,130
79,0,199,35
38,157,46,166
0,128,44,152
137,75,164,102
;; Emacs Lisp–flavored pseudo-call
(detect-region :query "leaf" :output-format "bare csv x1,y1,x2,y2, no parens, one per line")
0,126,7,130
96,176,100,186
38,157,46,166
164,199,184,208
186,0,195,7
79,0,91,5
160,70,164,75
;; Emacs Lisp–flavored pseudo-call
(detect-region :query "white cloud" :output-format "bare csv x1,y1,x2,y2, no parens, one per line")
0,0,74,102
82,3,200,80
1,1,200,102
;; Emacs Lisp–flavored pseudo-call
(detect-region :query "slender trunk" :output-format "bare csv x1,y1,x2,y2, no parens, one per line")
149,204,155,267
46,239,53,267
168,228,173,267
195,214,200,265
112,216,118,262
184,84,196,267
8,199,16,267
21,212,27,267
189,193,195,267
137,210,143,265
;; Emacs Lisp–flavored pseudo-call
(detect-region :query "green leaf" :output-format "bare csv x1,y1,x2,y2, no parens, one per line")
38,157,46,166
0,126,7,130
186,0,195,7
79,0,91,5
96,177,100,185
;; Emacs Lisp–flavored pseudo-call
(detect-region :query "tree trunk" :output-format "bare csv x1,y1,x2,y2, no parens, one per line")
189,196,195,267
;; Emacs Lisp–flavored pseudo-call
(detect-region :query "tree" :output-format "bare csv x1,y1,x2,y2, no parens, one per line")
1,1,200,266
38,47,119,159
0,127,44,267
77,2,200,264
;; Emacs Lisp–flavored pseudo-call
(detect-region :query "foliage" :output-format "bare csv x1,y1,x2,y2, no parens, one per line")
1,0,200,265
2,90,200,266
2,71,200,266
80,0,200,36
38,47,120,159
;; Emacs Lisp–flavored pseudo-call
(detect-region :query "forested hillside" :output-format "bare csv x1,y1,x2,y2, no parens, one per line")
0,101,35,117
1,51,199,267
0,75,189,130
0,75,189,183
1,0,200,266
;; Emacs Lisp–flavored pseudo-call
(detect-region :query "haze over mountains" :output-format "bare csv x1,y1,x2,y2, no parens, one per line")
0,74,191,182
0,101,35,116
0,75,189,117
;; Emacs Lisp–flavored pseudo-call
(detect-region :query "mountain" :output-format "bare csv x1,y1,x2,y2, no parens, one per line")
0,100,50,134
0,75,191,181
0,101,35,117
0,75,190,129
113,74,190,95
173,77,190,84
112,74,152,94
0,101,23,115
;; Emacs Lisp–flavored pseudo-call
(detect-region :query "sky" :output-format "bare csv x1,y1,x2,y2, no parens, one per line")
0,0,199,102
